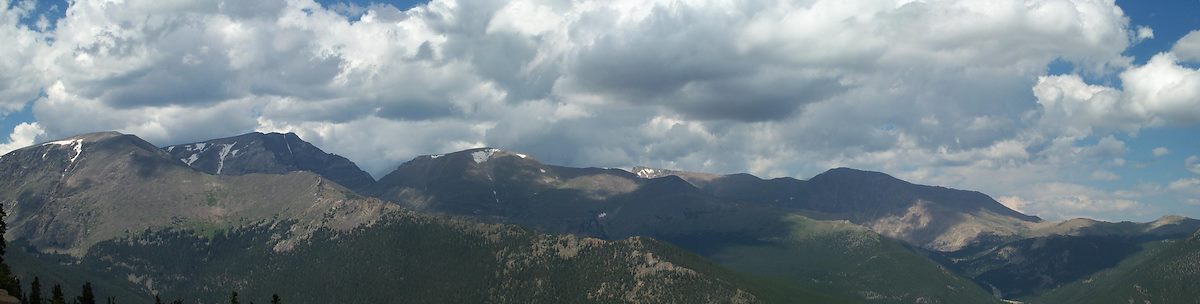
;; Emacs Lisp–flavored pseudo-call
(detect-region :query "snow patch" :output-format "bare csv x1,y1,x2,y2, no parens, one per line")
430,154,444,159
472,149,500,164
633,167,666,179
43,139,78,146
598,212,608,219
41,139,83,164
69,140,83,164
515,153,528,159
539,169,547,174
166,145,176,152
215,142,237,174
182,154,200,166
188,143,208,151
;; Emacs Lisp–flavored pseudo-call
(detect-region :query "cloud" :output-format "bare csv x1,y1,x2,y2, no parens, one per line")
1135,25,1154,42
1033,53,1200,138
0,0,45,114
1188,156,1200,175
1000,182,1151,221
1153,147,1170,157
1174,30,1200,62
1169,178,1200,192
0,0,1190,221
1090,170,1119,181
0,122,45,156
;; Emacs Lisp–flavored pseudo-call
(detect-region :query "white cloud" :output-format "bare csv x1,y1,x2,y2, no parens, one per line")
1090,170,1119,181
1169,178,1200,192
1174,30,1200,62
1033,53,1200,138
0,0,45,114
1120,53,1200,124
1135,25,1154,42
1001,182,1150,221
1153,147,1170,157
1188,156,1200,175
0,122,46,156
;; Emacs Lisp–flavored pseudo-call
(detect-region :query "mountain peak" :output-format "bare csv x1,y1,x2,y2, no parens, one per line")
631,166,673,179
417,147,532,164
163,132,375,191
41,131,125,143
810,167,906,185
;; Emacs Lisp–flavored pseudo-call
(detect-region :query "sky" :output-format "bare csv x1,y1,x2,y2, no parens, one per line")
0,0,1198,222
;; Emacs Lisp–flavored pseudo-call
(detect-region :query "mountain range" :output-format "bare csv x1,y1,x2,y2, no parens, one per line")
2,131,1197,303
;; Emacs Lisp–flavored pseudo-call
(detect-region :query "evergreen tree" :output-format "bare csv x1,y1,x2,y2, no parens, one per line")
154,295,162,304
76,282,95,304
11,278,20,301
229,291,239,304
270,294,280,304
29,277,42,304
50,284,66,304
0,204,21,296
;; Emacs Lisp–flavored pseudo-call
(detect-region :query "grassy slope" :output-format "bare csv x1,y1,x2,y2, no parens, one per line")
683,215,1000,304
1032,234,1200,304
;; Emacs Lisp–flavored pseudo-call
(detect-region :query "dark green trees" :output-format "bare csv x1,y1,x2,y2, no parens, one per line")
28,277,42,304
0,204,20,298
230,291,239,304
271,294,280,304
49,284,65,304
77,282,96,304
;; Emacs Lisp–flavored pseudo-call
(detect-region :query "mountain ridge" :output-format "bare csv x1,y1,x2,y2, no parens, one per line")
1,131,791,303
162,132,376,192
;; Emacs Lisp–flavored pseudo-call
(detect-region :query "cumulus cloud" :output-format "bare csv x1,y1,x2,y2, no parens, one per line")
1153,147,1170,157
1034,53,1200,139
0,0,45,114
1174,30,1200,62
0,122,45,156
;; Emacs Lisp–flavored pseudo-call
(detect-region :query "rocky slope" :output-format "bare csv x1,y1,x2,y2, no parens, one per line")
163,132,375,191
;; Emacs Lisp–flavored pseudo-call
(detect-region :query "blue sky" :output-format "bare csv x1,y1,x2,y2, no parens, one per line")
0,0,1198,222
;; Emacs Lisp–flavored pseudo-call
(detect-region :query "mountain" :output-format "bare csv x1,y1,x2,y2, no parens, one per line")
163,132,375,191
0,132,388,256
1027,215,1200,239
935,215,1200,299
683,167,1042,251
1032,229,1200,303
0,132,800,303
368,148,1004,303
